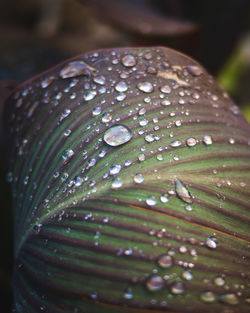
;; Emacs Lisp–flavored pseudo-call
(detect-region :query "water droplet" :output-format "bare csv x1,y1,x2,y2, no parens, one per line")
138,153,146,162
92,106,101,116
219,294,238,305
146,196,157,206
145,134,155,143
62,149,74,161
185,204,193,211
170,140,182,148
186,65,203,76
123,288,133,299
205,237,217,249
157,255,173,268
104,125,132,147
115,81,128,92
110,164,121,175
139,119,148,126
175,120,182,127
93,75,106,85
74,176,83,187
229,138,235,144
179,245,188,253
160,85,171,94
214,276,225,286
137,82,153,93
6,171,13,183
171,282,184,294
41,76,55,88
116,93,126,101
200,291,216,302
112,177,123,189
134,173,144,184
182,271,193,280
160,194,169,203
146,275,165,291
60,61,96,79
175,178,193,204
121,54,136,67
186,137,196,147
161,99,171,106
203,135,213,145
102,112,112,123
84,91,97,101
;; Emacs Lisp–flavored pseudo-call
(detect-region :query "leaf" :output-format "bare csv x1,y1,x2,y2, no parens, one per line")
5,47,250,313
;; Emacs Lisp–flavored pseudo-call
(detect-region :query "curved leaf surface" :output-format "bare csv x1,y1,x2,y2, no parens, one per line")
5,47,250,313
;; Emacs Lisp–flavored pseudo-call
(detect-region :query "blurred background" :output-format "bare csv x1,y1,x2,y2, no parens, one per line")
1,0,250,311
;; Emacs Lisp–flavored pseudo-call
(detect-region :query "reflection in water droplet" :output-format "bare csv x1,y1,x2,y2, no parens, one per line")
146,275,165,291
186,65,203,76
134,173,144,184
84,91,97,101
200,291,216,302
203,135,213,145
157,255,173,268
146,196,157,206
137,82,154,93
60,61,96,79
205,237,217,249
175,178,193,204
145,134,155,143
121,54,136,67
104,125,132,147
161,99,171,106
112,178,123,189
171,282,184,294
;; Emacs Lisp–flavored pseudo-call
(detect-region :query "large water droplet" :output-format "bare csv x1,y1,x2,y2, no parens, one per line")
175,178,193,204
157,255,173,268
115,81,128,92
134,173,144,184
146,275,165,291
121,54,136,67
60,61,96,79
170,140,182,148
137,82,153,93
104,125,132,147
200,291,216,302
62,149,74,161
182,271,193,281
92,106,102,116
171,282,185,294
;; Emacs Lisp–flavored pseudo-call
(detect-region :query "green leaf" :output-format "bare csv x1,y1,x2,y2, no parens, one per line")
5,47,250,313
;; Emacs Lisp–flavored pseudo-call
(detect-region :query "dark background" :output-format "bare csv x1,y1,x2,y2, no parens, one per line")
1,0,250,311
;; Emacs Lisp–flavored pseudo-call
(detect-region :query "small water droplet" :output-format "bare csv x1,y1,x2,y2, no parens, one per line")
160,194,169,203
102,112,112,123
171,282,184,294
92,106,102,116
41,76,55,88
121,54,136,67
203,135,213,145
145,134,155,143
104,125,132,147
160,85,171,94
60,61,96,79
134,173,144,184
146,275,165,291
123,288,133,299
214,276,225,286
137,82,153,93
146,196,157,206
200,291,216,302
157,255,173,268
170,140,182,148
175,120,182,127
219,294,238,305
93,75,106,85
205,237,217,249
138,153,146,162
84,91,97,101
182,271,193,280
175,178,193,204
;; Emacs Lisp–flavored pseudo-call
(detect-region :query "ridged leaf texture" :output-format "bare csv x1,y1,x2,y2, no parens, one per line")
5,47,250,313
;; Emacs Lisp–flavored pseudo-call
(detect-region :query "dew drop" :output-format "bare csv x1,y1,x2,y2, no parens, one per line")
214,276,225,286
112,177,123,189
134,173,144,184
104,125,132,147
171,282,185,294
203,135,213,145
62,149,74,161
205,237,217,249
93,75,106,85
115,81,128,92
182,271,193,281
121,54,136,67
157,255,173,268
170,140,182,148
137,82,154,93
123,288,133,299
175,178,193,204
92,106,102,116
41,76,55,88
84,91,96,101
146,275,165,291
161,99,171,106
146,196,157,206
200,291,216,302
160,85,171,94
110,164,121,175
186,65,203,77
175,120,182,127
186,137,197,147
219,294,238,305
60,61,96,79
102,112,112,123
160,194,169,203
